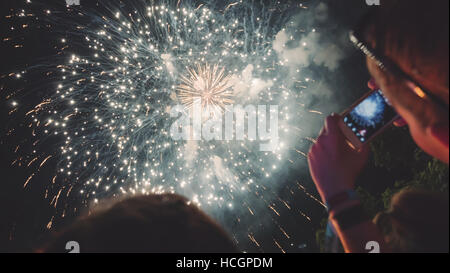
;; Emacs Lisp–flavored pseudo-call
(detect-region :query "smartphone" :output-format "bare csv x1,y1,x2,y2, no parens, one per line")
339,89,399,150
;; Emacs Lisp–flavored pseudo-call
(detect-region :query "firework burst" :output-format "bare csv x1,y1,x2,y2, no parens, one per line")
177,64,235,112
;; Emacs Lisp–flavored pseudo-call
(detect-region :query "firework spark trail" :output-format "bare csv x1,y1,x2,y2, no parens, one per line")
296,181,326,208
273,238,286,253
3,0,331,252
40,155,53,168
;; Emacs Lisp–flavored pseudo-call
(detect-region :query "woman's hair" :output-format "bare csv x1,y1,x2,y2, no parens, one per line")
374,188,449,253
363,0,449,114
365,0,449,85
38,194,238,253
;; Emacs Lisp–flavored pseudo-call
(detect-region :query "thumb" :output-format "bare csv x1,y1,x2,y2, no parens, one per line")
324,113,342,134
324,114,346,141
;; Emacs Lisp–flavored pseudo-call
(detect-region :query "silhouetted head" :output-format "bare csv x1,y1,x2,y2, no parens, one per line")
374,188,449,253
38,194,238,253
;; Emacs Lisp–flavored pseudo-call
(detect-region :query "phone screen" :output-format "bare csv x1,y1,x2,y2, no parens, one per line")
343,89,398,143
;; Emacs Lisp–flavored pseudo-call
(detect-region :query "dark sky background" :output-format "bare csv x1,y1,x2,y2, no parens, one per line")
0,0,372,253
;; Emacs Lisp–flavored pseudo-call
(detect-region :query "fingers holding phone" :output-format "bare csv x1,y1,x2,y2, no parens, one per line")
308,114,370,203
309,83,402,202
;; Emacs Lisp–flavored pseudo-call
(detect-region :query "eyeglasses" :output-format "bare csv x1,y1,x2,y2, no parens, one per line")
349,11,449,112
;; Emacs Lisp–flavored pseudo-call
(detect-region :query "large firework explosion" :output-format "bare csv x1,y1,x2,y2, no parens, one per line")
2,0,335,252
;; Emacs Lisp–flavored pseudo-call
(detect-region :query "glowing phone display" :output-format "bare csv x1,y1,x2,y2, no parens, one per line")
342,89,398,144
